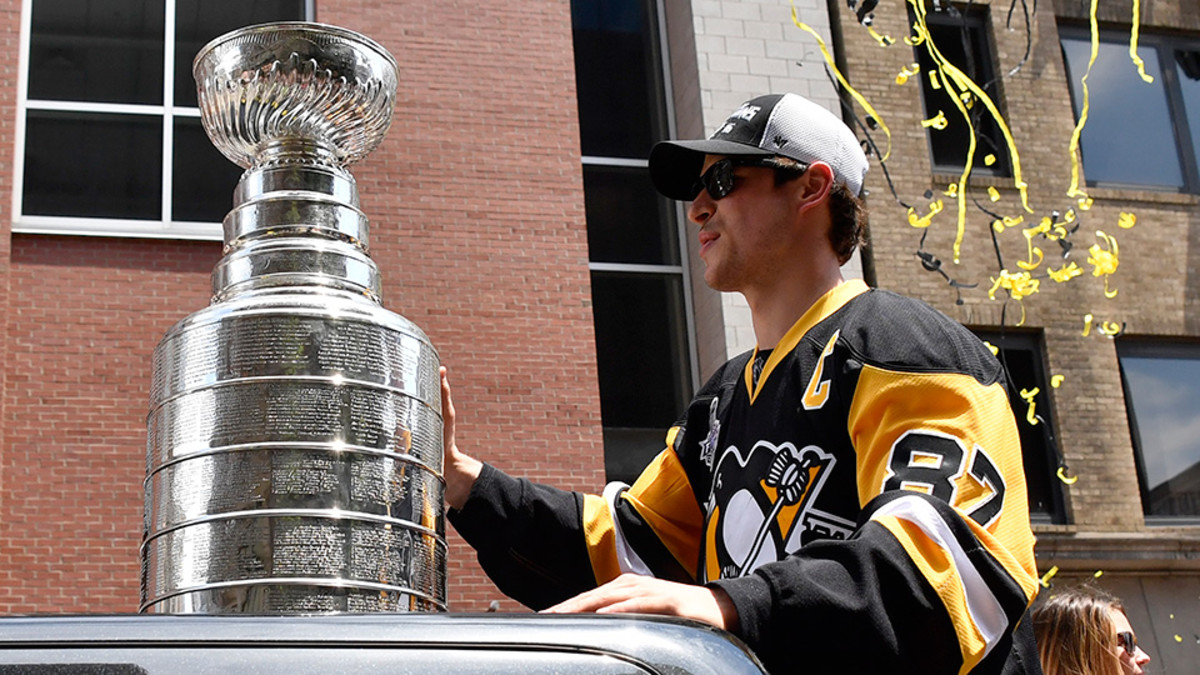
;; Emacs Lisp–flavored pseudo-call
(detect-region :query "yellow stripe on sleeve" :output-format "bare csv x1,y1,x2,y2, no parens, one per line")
626,448,705,579
874,505,994,675
582,493,621,585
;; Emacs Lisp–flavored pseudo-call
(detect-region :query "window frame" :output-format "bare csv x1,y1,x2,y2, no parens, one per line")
911,3,1012,178
13,0,313,241
1116,338,1200,525
1059,24,1200,194
971,328,1067,524
572,0,698,483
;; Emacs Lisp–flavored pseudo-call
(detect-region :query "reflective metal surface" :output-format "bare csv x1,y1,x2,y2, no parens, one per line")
0,614,770,675
142,23,444,614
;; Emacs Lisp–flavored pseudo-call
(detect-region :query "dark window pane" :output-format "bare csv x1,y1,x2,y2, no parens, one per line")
1118,343,1200,517
572,0,664,157
915,8,1011,175
974,331,1065,523
584,165,679,265
175,0,307,108
1176,50,1200,177
29,0,165,104
24,110,162,219
172,117,243,222
592,272,690,479
1061,37,1182,189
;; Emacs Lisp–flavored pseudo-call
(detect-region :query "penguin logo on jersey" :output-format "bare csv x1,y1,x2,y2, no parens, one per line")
703,441,836,580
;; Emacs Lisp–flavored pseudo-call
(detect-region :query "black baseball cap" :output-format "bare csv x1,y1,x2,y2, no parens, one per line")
649,93,869,200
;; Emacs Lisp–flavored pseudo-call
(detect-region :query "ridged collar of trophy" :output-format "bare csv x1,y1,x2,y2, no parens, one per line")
193,22,399,303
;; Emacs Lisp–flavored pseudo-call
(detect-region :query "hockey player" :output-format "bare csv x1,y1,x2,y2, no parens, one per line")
441,93,1041,674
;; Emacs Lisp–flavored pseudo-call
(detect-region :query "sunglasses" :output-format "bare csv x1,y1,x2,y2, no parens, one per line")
689,157,808,201
1117,631,1139,656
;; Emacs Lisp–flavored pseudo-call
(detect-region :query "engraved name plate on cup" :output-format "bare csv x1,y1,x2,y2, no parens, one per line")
141,22,445,614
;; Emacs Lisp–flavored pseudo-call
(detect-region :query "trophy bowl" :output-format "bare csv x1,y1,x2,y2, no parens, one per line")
193,22,399,169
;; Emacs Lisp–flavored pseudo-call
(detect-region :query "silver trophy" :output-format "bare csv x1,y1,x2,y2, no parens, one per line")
141,23,446,614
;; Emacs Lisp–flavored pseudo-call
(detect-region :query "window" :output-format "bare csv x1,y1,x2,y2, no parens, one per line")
913,4,1011,176
571,0,694,484
1117,340,1200,520
1060,28,1200,192
973,330,1066,523
16,0,310,239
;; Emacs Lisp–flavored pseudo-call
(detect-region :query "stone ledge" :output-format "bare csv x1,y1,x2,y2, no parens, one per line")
1034,531,1200,571
1082,185,1200,207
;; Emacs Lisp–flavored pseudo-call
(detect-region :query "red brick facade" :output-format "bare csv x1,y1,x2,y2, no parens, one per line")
0,0,600,613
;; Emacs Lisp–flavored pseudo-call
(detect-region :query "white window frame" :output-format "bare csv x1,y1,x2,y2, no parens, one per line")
12,0,312,241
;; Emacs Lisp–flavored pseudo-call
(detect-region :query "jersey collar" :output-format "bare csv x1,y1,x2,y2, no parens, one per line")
743,279,870,403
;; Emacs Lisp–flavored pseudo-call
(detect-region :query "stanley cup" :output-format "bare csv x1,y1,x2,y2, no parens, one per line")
140,23,446,613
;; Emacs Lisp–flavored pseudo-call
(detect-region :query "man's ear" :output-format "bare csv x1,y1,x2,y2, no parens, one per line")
795,161,835,212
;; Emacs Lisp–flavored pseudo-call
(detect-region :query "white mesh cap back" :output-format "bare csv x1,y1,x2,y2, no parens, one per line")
761,93,869,197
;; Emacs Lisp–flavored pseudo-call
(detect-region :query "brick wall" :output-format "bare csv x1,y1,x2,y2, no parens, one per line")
0,0,599,613
1,236,219,612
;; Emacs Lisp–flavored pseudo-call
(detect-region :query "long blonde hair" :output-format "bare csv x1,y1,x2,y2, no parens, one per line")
1031,586,1124,675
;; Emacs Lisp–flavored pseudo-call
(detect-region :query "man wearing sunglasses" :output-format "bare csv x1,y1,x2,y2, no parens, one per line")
442,93,1040,674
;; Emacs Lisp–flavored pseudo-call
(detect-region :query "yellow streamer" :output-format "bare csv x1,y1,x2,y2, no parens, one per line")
987,186,1001,202
1051,374,1065,388
867,25,895,47
1020,387,1040,425
1020,217,1061,270
930,67,973,262
1056,467,1079,485
1129,0,1154,83
908,0,1033,214
1118,212,1137,229
1082,313,1095,336
790,5,892,161
984,154,996,166
907,200,945,228
905,22,925,47
1048,262,1083,283
895,63,921,85
982,341,999,356
1067,0,1100,202
1017,247,1043,271
988,270,1040,325
922,110,949,130
1040,565,1060,587
1088,230,1120,297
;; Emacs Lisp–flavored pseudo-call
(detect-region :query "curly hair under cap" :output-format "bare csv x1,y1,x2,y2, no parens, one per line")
771,157,868,264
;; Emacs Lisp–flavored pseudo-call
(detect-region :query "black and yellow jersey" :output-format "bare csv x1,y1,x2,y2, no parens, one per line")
449,279,1040,674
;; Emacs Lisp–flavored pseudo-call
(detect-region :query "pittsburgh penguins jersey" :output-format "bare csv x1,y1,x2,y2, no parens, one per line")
449,279,1041,675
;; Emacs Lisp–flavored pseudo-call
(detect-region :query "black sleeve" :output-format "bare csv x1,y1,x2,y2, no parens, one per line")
447,463,596,609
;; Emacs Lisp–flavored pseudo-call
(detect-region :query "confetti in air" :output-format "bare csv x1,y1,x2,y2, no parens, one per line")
1039,565,1059,588
783,0,1156,498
